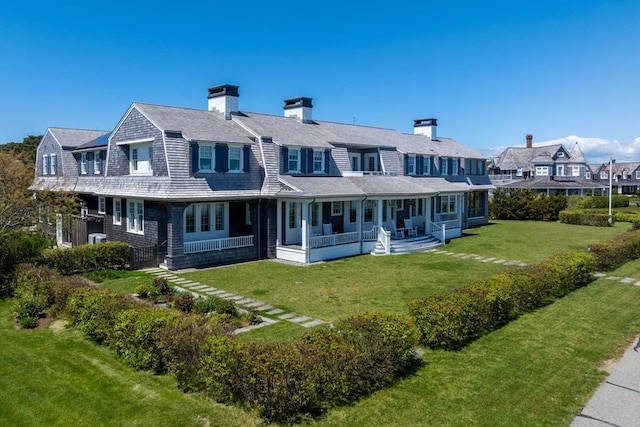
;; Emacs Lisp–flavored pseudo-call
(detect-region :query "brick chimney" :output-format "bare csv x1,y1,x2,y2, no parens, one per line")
414,118,437,140
284,97,313,123
207,84,239,119
526,134,533,148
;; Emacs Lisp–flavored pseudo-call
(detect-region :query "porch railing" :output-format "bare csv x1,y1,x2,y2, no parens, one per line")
428,221,446,244
184,235,254,254
362,226,378,241
378,226,391,254
310,231,360,248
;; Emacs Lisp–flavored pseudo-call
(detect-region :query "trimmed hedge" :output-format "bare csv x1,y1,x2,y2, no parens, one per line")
409,252,595,349
614,211,640,223
567,195,630,209
559,210,612,226
587,229,640,271
43,242,130,275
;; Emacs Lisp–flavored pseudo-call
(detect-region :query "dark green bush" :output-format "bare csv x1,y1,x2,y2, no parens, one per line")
43,242,130,275
490,189,566,221
213,298,237,316
632,218,640,230
19,316,39,329
559,210,612,226
134,285,148,298
171,292,195,313
112,308,183,373
587,229,640,270
567,195,629,209
0,232,51,299
408,292,478,349
193,295,220,315
65,287,137,343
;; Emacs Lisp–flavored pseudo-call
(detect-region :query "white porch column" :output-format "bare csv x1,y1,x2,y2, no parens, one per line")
276,200,282,246
301,202,309,249
377,198,384,227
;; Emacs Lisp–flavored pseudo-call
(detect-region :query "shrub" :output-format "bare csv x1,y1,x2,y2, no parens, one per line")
194,295,220,315
0,232,51,299
633,218,640,230
559,210,612,226
490,189,566,221
111,308,183,373
43,242,130,275
65,287,136,343
213,298,237,316
19,316,39,329
408,292,478,349
587,229,640,270
613,211,640,223
134,285,149,298
567,195,629,209
172,292,195,313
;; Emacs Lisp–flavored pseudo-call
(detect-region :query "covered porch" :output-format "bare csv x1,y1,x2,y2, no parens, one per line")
276,194,461,263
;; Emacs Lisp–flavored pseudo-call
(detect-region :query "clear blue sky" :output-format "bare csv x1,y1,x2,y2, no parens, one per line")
1,0,638,161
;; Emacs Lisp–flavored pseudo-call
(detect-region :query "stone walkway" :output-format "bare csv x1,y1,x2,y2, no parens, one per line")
140,268,326,334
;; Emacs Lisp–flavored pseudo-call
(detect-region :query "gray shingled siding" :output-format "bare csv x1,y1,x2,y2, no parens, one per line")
164,136,190,178
332,146,350,174
259,140,281,195
36,133,63,176
167,246,258,270
379,148,402,175
260,199,278,259
190,143,264,191
109,108,166,177
104,199,159,248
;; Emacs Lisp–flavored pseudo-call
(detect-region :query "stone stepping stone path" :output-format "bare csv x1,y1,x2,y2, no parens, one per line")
140,269,327,333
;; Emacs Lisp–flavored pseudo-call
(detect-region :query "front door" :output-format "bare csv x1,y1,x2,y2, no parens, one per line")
285,202,302,244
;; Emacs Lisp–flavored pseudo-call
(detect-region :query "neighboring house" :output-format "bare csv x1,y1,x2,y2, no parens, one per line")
489,134,608,195
32,84,492,270
589,161,640,195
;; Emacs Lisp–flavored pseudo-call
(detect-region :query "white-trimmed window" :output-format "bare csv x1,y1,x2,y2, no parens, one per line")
229,146,242,172
636,171,640,179
50,154,57,175
536,166,549,176
288,149,300,172
516,167,523,177
80,153,87,175
586,171,591,180
556,151,564,157
113,198,122,225
185,204,196,233
313,150,324,173
42,155,49,175
600,170,608,179
407,155,416,175
311,202,320,227
98,197,106,214
127,199,144,234
556,165,565,176
364,200,374,222
451,158,460,175
437,195,457,220
93,151,101,174
199,144,214,171
440,157,448,175
332,201,342,216
349,153,360,171
572,166,580,176
130,143,153,175
423,157,432,175
200,203,211,232
348,201,357,223
214,203,224,231
364,153,378,172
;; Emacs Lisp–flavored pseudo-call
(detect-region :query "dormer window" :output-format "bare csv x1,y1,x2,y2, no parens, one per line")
440,157,448,175
80,153,88,175
423,156,432,175
199,144,214,171
131,143,153,175
313,150,324,173
557,151,564,157
93,151,102,174
451,158,460,175
406,155,416,175
229,146,242,172
600,171,608,179
288,149,300,172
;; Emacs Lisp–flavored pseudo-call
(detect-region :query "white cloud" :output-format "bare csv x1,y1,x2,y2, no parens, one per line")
486,136,640,164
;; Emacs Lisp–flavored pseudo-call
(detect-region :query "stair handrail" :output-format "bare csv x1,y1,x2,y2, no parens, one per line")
427,221,446,245
378,226,391,255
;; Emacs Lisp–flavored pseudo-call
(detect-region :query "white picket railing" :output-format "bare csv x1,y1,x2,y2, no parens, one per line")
184,235,254,254
362,226,378,241
427,221,446,244
310,231,360,248
378,226,391,254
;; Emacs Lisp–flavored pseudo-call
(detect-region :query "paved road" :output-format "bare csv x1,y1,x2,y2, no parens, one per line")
571,336,640,427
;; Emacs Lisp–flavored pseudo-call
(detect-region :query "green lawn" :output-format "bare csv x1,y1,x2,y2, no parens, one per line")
6,220,636,425
0,300,262,427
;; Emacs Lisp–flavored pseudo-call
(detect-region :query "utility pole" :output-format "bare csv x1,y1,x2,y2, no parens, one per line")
608,158,614,224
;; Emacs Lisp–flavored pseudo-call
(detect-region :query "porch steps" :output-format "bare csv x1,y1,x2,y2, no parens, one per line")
370,235,442,256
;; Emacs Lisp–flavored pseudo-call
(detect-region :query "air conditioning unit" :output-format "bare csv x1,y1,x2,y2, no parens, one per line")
94,234,107,243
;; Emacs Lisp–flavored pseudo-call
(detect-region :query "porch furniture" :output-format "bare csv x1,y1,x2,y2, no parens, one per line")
387,221,404,239
404,218,418,237
323,223,333,235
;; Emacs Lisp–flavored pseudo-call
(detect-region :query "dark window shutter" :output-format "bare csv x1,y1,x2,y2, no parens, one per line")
404,154,409,175
324,149,330,173
281,146,289,173
300,149,308,174
215,144,228,172
431,157,436,175
417,155,424,175
190,143,199,173
243,145,250,172
307,149,313,174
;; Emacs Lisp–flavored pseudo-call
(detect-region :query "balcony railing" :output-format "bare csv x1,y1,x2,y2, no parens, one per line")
184,235,254,254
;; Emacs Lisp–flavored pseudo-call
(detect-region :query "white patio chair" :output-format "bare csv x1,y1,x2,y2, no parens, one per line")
405,218,418,237
323,223,333,235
